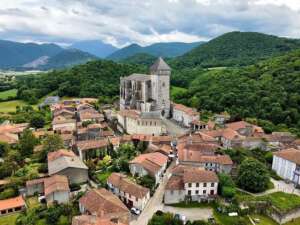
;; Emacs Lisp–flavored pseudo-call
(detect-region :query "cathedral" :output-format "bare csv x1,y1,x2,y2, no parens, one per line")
120,57,171,117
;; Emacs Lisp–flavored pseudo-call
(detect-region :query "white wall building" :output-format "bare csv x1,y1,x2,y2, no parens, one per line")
164,166,219,204
172,103,199,127
272,148,300,185
107,173,150,210
117,110,166,135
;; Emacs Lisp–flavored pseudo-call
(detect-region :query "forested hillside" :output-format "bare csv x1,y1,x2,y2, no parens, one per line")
175,50,300,133
172,32,300,69
16,60,145,103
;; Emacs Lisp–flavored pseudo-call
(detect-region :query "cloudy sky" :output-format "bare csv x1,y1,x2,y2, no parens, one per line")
0,0,300,47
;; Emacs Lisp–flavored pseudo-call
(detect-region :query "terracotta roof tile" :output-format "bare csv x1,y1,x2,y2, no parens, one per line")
173,103,198,117
165,175,184,190
183,167,219,183
72,215,126,225
79,188,129,217
274,148,300,165
107,173,149,199
77,139,109,151
44,175,70,196
0,196,25,211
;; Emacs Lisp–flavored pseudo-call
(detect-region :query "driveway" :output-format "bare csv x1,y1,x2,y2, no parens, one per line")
130,162,175,225
162,206,213,221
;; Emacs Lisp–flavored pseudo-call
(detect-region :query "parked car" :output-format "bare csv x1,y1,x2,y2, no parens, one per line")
131,207,141,215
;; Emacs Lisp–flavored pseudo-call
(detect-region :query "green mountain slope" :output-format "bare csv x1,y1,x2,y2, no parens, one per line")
172,32,300,68
179,49,300,133
107,42,204,60
120,53,158,66
0,40,62,68
38,49,97,70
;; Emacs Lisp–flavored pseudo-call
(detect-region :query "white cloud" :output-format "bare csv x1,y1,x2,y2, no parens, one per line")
0,0,299,47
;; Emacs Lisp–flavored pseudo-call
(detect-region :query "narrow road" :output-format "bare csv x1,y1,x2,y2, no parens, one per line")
162,118,189,136
130,162,175,225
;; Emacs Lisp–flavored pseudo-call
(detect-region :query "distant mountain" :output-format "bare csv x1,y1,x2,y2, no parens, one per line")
0,40,62,68
107,42,204,60
71,40,118,58
172,31,300,68
120,53,158,66
27,49,97,70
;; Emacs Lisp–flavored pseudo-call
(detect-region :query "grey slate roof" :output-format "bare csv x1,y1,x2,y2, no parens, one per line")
123,73,151,81
140,111,162,119
48,155,88,175
150,57,171,72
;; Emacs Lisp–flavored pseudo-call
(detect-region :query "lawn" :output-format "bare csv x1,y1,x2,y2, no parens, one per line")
285,218,300,225
0,89,17,100
213,210,250,225
167,202,214,208
250,214,278,225
261,192,300,213
0,100,37,113
0,213,20,225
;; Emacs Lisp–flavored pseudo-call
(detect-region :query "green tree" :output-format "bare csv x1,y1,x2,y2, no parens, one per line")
30,114,45,128
19,129,37,156
0,142,9,157
40,134,64,160
237,158,270,193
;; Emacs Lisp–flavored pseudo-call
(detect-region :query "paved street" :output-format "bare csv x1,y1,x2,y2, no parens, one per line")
162,117,189,136
130,162,175,225
163,206,213,221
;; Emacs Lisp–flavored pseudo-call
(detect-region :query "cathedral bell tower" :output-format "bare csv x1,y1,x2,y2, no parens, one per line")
150,57,171,117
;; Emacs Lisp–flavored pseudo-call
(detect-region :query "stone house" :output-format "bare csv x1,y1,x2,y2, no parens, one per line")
26,175,70,205
164,165,219,204
79,188,130,225
129,152,168,184
177,142,233,174
48,149,88,184
76,139,110,160
52,116,76,132
172,103,199,127
107,173,150,210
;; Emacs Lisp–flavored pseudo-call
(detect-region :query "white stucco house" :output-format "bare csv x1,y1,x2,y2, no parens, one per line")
172,103,199,127
272,148,300,185
129,152,168,184
107,173,150,210
164,165,219,204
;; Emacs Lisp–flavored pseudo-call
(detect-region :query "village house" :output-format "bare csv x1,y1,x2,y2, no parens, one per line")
191,120,208,132
26,175,70,205
78,108,104,123
225,121,264,137
272,148,300,185
48,149,89,184
52,115,76,132
172,103,199,127
0,122,28,145
53,108,76,119
177,142,233,174
79,188,130,225
129,152,168,184
164,165,219,204
117,110,166,135
120,57,171,117
0,196,26,216
72,215,126,225
76,139,110,160
107,173,150,210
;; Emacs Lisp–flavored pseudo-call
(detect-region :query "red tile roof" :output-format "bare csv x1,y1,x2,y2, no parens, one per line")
72,215,126,225
44,175,70,196
183,167,219,183
274,148,300,165
107,173,149,199
173,103,199,117
47,149,76,161
79,188,129,217
0,195,25,211
77,139,109,151
165,175,184,190
118,110,140,119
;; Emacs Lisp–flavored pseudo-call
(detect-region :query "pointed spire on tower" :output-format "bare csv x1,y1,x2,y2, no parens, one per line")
149,57,171,74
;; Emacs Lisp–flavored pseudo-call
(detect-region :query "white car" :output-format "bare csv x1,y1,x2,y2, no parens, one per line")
131,207,141,215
